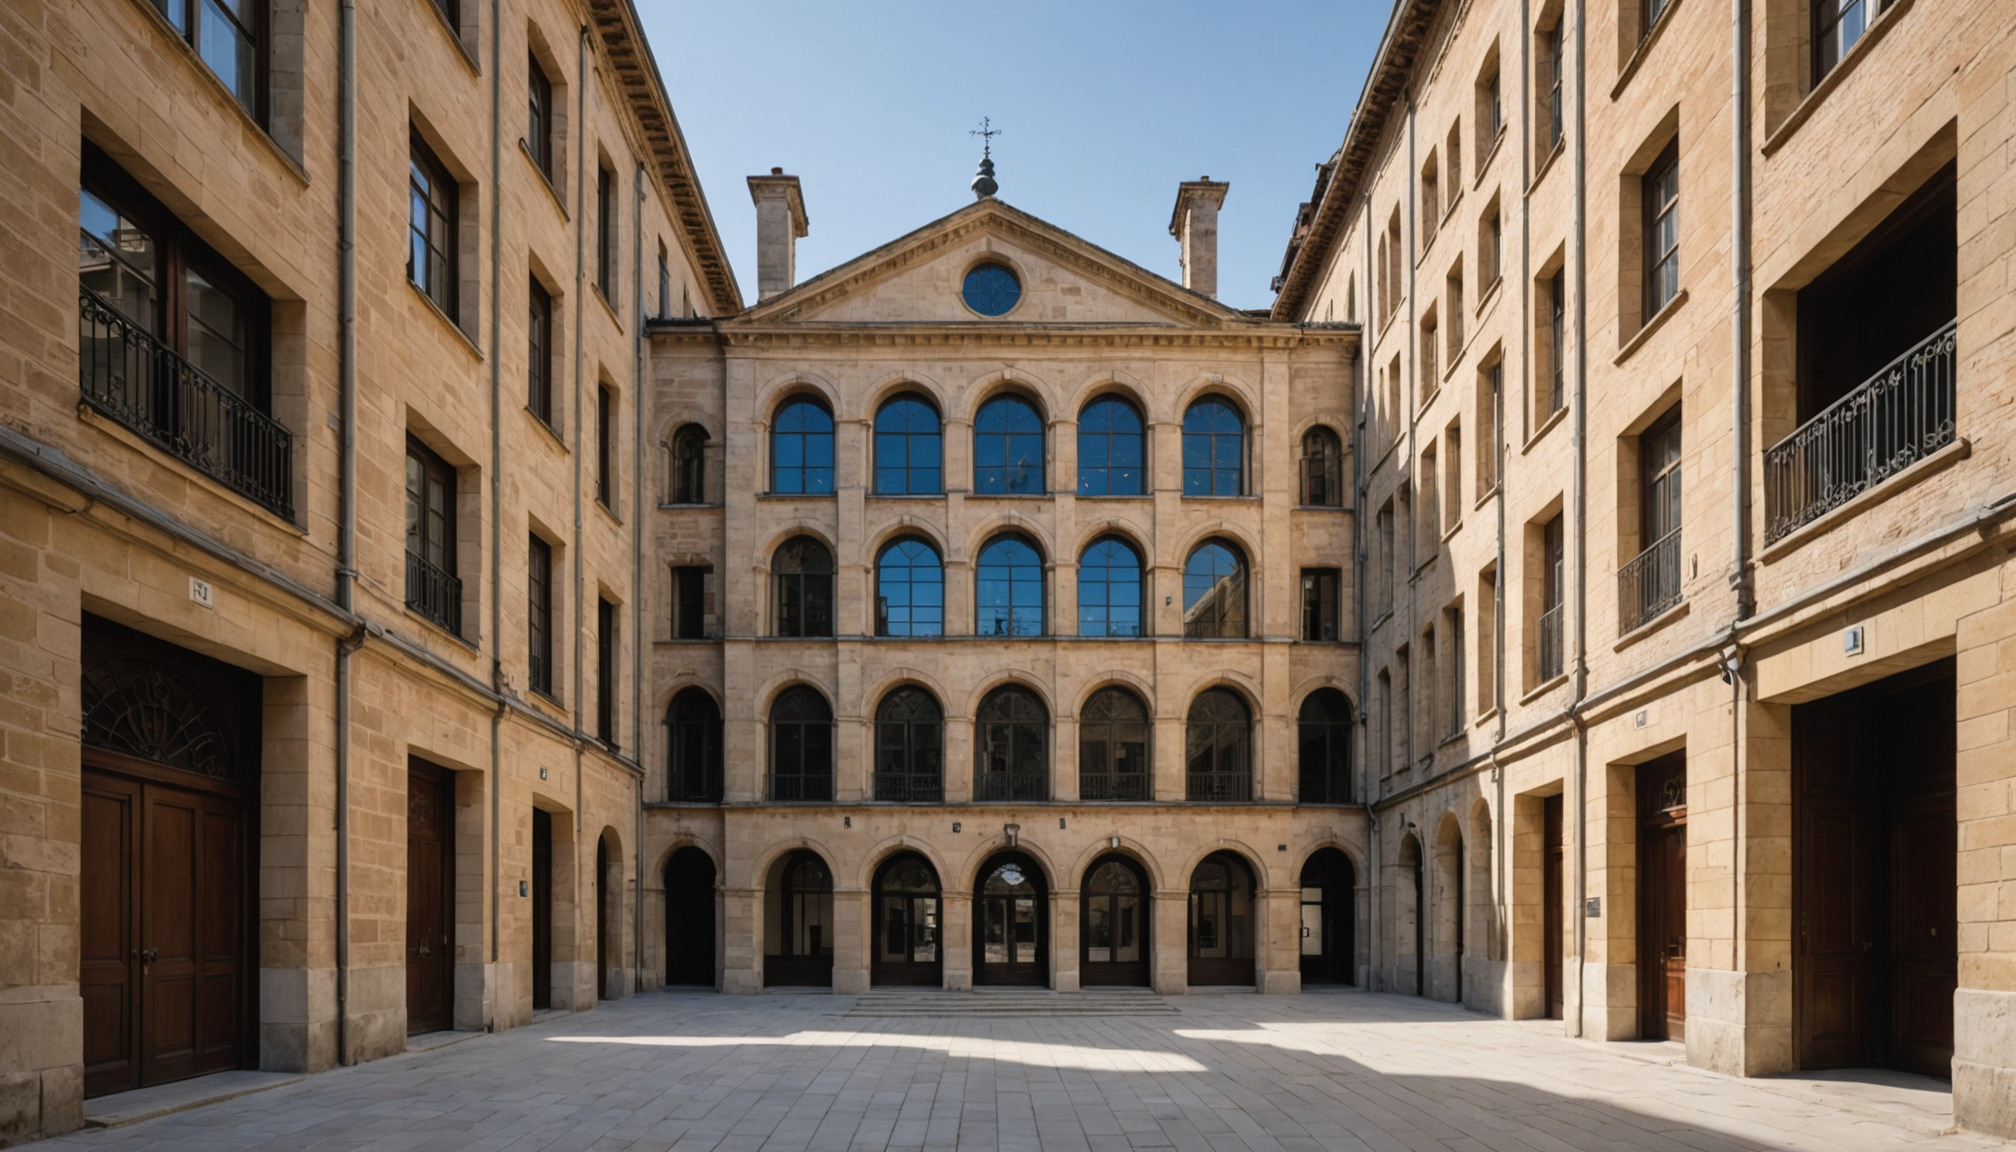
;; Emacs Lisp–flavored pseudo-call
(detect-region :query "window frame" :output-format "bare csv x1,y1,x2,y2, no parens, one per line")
1300,426,1345,507
1643,140,1681,321
873,393,944,496
1182,398,1247,497
1185,688,1252,803
156,0,266,124
670,424,707,504
595,161,615,297
404,435,458,631
975,534,1045,638
665,688,723,803
972,394,1046,495
671,564,708,639
875,537,945,638
595,384,615,507
527,52,554,180
1077,537,1145,639
874,687,944,803
974,686,1049,802
409,133,458,318
595,597,617,746
1300,568,1341,642
527,278,553,425
1076,396,1146,497
527,534,555,699
1079,687,1151,802
1182,539,1250,640
770,397,835,495
772,537,835,639
1297,689,1354,804
769,686,834,802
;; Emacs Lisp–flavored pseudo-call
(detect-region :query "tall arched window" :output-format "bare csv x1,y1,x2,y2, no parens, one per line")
973,395,1044,494
1077,396,1144,496
671,424,708,504
772,398,834,494
1182,398,1245,496
769,686,833,801
875,538,943,637
976,535,1043,637
1298,688,1354,804
1300,426,1343,507
1187,688,1251,802
665,688,722,803
975,686,1048,801
1080,687,1150,801
772,537,834,637
874,687,943,802
1078,537,1144,637
874,393,942,495
1183,540,1248,638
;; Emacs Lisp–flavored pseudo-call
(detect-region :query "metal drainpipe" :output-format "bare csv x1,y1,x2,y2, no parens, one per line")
1359,194,1377,989
486,0,504,1000
334,0,357,1068
1503,0,1531,1008
573,24,589,867
1570,0,1592,1039
1729,0,1755,983
631,161,646,996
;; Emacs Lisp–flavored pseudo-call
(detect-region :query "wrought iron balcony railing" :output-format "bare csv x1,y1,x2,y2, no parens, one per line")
78,287,294,518
1618,527,1683,635
1764,319,1957,544
1080,772,1149,802
770,774,833,802
1186,771,1253,803
973,772,1047,803
404,549,462,635
872,773,944,804
1538,603,1565,682
666,764,722,805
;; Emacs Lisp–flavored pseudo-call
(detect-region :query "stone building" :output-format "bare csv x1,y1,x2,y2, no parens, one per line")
638,175,1366,999
1268,0,2016,1135
0,0,736,1141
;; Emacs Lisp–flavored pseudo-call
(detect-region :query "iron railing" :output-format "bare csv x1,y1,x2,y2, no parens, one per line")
1764,319,1956,544
405,549,462,634
873,773,943,803
1080,772,1148,802
1538,603,1564,682
1618,528,1683,635
1187,771,1253,803
78,287,294,518
771,774,833,802
659,436,724,506
973,772,1046,802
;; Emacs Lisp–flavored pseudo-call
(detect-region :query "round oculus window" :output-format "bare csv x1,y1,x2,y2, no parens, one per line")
962,264,1021,316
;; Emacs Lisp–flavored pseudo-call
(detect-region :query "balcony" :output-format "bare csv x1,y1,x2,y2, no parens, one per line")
973,772,1046,803
1186,771,1252,803
872,773,944,804
1618,527,1683,634
1080,772,1148,802
78,287,294,518
1765,320,1956,543
1538,603,1565,682
405,550,462,635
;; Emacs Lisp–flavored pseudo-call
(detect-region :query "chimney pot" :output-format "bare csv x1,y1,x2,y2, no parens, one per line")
770,166,782,175
1170,178,1229,299
747,171,809,302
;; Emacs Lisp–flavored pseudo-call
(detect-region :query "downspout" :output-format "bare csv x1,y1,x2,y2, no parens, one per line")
486,0,504,994
334,0,358,1067
632,161,647,995
1359,199,1377,989
1569,0,1592,1039
1729,0,1755,982
1404,93,1419,777
1499,0,1529,999
572,22,591,991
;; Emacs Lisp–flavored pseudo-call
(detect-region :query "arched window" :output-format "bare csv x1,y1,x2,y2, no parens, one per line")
1182,398,1245,496
874,687,943,802
1186,688,1251,802
665,688,722,803
976,535,1043,637
975,686,1047,801
1077,396,1144,496
973,395,1044,494
876,538,943,637
1300,426,1343,507
771,398,834,494
874,393,942,495
1182,540,1248,638
766,850,833,986
671,424,708,504
1298,688,1354,804
772,537,834,637
1079,687,1149,801
1077,537,1144,638
769,686,833,801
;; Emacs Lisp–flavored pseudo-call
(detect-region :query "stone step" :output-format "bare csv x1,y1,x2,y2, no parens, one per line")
846,989,1177,1017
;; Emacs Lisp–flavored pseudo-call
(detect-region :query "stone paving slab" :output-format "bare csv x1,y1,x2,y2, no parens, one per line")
45,989,2012,1151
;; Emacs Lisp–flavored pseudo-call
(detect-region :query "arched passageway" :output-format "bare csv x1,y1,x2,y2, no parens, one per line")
1299,849,1355,986
664,847,715,987
1188,852,1256,986
872,852,943,987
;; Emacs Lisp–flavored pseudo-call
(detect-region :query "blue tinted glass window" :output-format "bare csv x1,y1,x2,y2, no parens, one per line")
962,264,1021,316
1183,540,1248,638
1182,399,1245,496
974,396,1045,494
976,535,1044,637
772,399,834,494
874,394,942,495
1078,538,1144,637
876,538,944,637
1077,397,1145,496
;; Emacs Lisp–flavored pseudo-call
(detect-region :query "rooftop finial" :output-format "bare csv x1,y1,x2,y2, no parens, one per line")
969,117,1001,199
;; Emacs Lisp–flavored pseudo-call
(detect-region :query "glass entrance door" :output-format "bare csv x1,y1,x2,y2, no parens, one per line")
974,853,1046,986
872,853,942,987
1082,856,1149,986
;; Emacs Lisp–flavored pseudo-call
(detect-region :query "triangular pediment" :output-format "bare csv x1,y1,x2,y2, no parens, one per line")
729,199,1252,329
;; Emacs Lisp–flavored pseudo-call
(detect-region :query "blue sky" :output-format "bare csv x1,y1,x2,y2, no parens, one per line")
642,2,1388,312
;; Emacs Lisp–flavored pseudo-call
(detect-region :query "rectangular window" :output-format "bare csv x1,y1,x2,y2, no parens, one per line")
1396,483,1413,576
1623,406,1685,632
1478,564,1498,714
404,437,459,633
596,598,616,745
1643,141,1680,320
1444,419,1463,527
1814,0,1888,81
527,53,553,179
1539,515,1565,682
1446,605,1465,737
1446,123,1463,211
1420,443,1441,547
1376,669,1393,779
1300,569,1341,642
1483,202,1502,286
1421,152,1441,245
595,162,615,296
672,566,708,639
1420,307,1440,395
1419,627,1436,761
409,134,457,318
528,535,554,698
155,0,262,121
1478,57,1503,151
1478,361,1501,492
596,385,614,507
657,240,670,319
1396,645,1412,768
1446,265,1465,358
1646,0,1672,35
528,279,552,425
1375,499,1395,618
431,0,459,30
1546,268,1567,414
1541,20,1564,154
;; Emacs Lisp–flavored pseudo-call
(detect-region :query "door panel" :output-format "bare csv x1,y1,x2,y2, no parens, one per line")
197,798,243,1074
142,791,200,1084
1637,755,1686,1041
406,764,453,1034
1544,795,1563,1020
532,809,553,1011
81,775,138,1097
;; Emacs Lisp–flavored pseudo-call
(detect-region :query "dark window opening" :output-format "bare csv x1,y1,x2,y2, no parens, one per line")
1643,141,1681,320
773,537,834,638
1301,427,1344,506
665,689,722,803
596,598,616,746
974,395,1045,494
527,53,553,179
409,134,458,317
1301,568,1341,642
770,687,833,802
404,437,460,633
874,687,944,803
596,385,614,507
671,565,708,640
595,163,615,297
1080,688,1149,801
1186,689,1252,803
1299,688,1354,804
527,279,553,425
975,686,1048,802
528,535,554,698
771,398,834,494
154,0,264,121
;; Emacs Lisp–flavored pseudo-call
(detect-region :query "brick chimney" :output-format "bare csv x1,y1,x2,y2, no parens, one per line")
747,168,808,302
1169,177,1229,298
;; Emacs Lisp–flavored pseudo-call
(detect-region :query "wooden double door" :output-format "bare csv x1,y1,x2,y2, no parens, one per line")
1082,855,1150,987
974,852,1046,986
405,760,455,1035
1795,661,1957,1078
81,756,251,1098
1637,754,1687,1041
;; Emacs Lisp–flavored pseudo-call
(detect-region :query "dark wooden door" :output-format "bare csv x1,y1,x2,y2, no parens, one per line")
595,836,610,1000
1082,855,1150,987
664,848,716,987
1544,794,1564,1020
1637,754,1687,1040
405,761,454,1034
531,809,552,1010
975,854,1046,987
1885,670,1956,1077
81,771,139,1097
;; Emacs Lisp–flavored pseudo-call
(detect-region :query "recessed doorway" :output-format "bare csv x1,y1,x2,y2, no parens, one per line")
1081,855,1150,987
1188,851,1256,986
871,852,942,987
1299,849,1355,986
663,847,715,987
974,852,1047,986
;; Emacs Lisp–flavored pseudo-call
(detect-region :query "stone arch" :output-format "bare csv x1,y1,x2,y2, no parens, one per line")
963,368,1054,425
751,674,837,721
1168,372,1261,426
750,524,839,572
864,519,950,563
1430,811,1467,1003
1063,836,1167,893
1397,830,1426,996
1170,520,1262,570
964,516,1054,567
1071,519,1152,563
753,371,843,423
1070,671,1156,718
964,672,1056,722
856,835,954,893
956,835,1061,894
863,370,948,418
861,666,956,717
1177,670,1265,720
1289,673,1359,714
1065,373,1152,424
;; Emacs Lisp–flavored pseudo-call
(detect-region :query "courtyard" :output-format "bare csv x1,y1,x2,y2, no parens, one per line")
45,990,2000,1151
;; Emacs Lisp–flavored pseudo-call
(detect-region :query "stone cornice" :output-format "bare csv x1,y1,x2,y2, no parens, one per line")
585,0,742,315
648,320,1360,353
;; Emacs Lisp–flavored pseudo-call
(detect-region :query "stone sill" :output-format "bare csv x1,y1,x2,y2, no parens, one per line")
122,0,309,185
1528,139,1566,196
409,281,484,361
757,491,838,500
1519,672,1570,707
520,139,570,221
1613,598,1689,652
401,605,481,652
1614,289,1689,366
1761,0,1915,156
1757,436,1969,563
526,407,569,452
1522,404,1569,455
1610,0,1686,102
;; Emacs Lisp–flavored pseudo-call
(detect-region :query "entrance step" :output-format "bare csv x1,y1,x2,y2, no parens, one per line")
84,1070,305,1130
846,988,1176,1017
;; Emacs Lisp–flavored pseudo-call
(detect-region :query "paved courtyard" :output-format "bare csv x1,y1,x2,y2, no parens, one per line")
46,989,2008,1151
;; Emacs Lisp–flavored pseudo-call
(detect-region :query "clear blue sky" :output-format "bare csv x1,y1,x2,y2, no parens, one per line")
642,1,1387,313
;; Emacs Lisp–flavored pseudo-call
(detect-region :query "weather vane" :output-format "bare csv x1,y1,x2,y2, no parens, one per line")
969,117,1001,200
